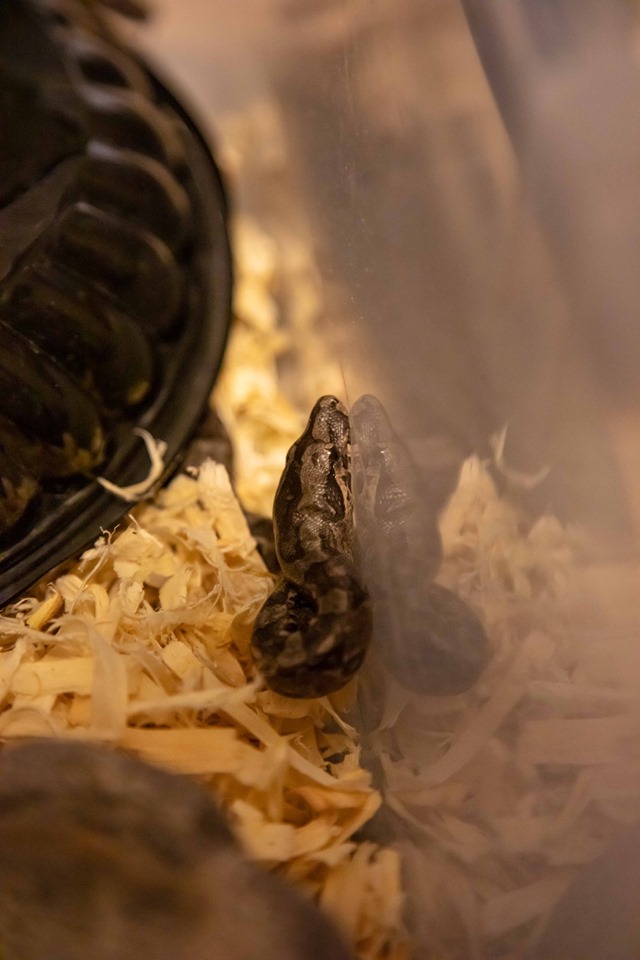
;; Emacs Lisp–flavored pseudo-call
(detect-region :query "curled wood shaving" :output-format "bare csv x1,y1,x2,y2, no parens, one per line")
96,428,167,502
6,167,634,957
25,592,64,631
367,453,640,957
0,460,406,960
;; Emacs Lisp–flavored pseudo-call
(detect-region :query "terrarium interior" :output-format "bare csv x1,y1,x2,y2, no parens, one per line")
127,0,640,955
2,1,640,958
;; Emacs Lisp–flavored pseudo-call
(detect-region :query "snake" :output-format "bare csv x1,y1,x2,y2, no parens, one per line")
350,393,490,695
250,395,372,699
251,393,490,700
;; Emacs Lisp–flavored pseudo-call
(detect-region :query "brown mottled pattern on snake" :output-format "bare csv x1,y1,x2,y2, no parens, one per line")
251,396,371,699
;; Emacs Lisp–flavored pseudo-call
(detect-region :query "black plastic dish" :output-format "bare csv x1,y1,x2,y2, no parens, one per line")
0,8,232,606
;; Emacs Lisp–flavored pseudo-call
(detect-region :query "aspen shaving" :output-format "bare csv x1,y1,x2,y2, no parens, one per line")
0,460,408,960
3,148,638,956
210,106,640,955
366,453,640,958
97,428,167,501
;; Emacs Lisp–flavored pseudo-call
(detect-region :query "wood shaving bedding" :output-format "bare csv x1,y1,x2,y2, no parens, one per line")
0,183,408,957
216,76,640,960
1,179,638,959
5,420,637,960
214,222,304,516
363,454,640,958
0,460,409,960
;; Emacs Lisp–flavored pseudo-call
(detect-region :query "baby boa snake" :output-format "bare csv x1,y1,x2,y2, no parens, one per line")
251,394,489,699
251,396,371,699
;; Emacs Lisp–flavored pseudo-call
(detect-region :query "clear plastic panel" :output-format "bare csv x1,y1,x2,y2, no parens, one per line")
132,1,640,956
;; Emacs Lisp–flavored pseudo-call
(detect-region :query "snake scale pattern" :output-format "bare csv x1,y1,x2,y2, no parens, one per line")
250,396,372,699
251,394,490,699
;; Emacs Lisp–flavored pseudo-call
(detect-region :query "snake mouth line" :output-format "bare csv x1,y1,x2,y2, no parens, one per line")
0,0,232,604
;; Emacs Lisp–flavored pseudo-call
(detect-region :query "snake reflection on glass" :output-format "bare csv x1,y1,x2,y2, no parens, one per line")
350,394,490,695
251,394,490,699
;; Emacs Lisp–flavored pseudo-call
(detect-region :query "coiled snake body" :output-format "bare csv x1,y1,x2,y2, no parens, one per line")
251,396,372,699
251,394,489,700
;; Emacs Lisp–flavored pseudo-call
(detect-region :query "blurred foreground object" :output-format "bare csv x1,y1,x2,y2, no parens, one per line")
0,459,408,960
0,739,353,960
